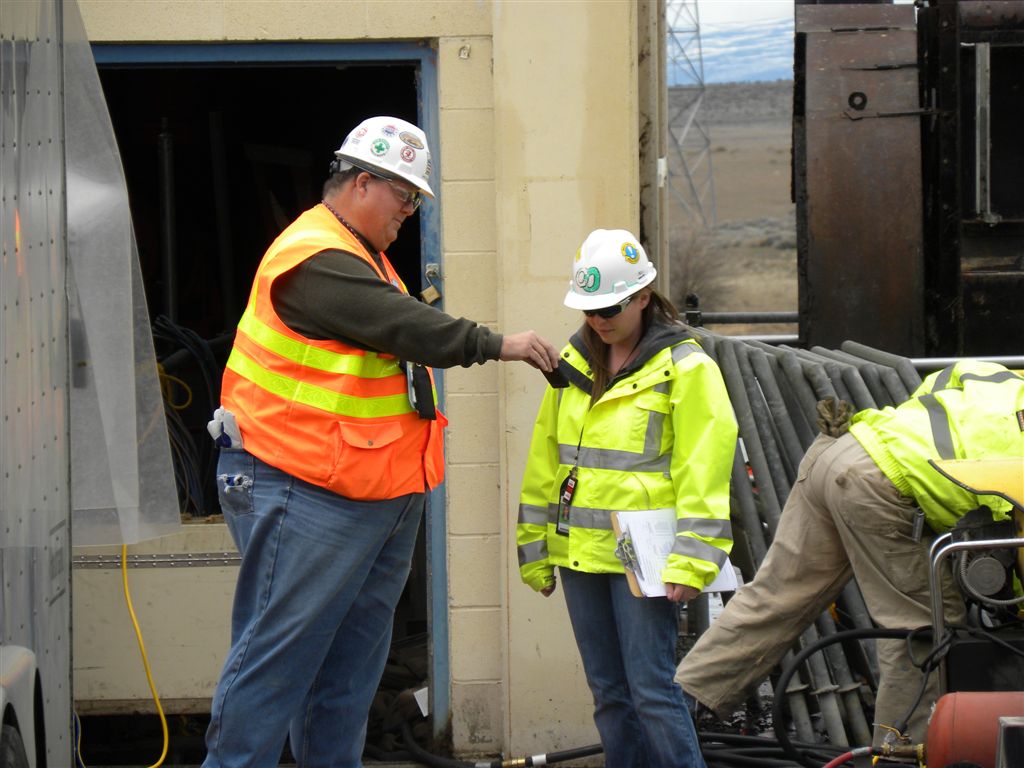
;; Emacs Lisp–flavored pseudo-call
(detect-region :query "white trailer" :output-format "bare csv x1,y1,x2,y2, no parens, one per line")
1,1,72,765
2,1,182,764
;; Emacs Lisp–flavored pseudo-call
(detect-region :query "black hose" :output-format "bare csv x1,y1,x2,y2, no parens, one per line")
772,627,921,768
398,720,603,768
399,721,474,767
536,743,604,764
700,731,846,768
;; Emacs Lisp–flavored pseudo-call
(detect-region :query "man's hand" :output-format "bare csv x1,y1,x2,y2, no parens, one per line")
540,579,557,597
665,583,700,603
500,331,560,372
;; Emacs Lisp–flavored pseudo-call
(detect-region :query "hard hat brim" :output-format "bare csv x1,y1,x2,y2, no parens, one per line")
562,271,657,310
334,151,435,198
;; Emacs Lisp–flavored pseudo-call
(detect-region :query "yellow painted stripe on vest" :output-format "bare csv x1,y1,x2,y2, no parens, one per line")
227,348,413,418
238,312,400,378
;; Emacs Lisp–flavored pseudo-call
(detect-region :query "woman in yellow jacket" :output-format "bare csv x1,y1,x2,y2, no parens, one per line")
517,229,737,767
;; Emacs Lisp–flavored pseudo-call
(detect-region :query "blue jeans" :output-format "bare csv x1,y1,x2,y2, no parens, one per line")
560,569,706,768
202,449,424,768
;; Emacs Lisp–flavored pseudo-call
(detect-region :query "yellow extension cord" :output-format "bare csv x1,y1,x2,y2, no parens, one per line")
80,363,192,767
120,543,170,768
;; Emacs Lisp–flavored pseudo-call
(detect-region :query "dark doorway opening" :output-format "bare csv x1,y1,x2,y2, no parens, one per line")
89,59,432,759
97,62,422,337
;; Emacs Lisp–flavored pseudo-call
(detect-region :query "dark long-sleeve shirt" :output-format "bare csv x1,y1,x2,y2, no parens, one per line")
272,249,503,368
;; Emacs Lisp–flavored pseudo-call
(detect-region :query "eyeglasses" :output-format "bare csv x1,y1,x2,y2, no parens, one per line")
583,296,633,319
374,176,422,210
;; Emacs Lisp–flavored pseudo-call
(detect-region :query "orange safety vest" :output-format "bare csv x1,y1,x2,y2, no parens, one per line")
221,203,447,500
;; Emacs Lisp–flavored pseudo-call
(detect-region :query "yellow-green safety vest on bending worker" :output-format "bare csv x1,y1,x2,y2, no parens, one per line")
849,360,1024,532
517,334,738,593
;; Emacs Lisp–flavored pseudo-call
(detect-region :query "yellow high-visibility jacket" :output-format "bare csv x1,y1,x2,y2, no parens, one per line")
850,360,1024,532
517,324,738,592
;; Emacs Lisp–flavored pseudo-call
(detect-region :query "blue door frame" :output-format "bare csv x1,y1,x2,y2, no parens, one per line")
91,40,451,737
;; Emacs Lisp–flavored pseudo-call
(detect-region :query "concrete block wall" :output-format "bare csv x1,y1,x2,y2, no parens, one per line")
438,32,506,753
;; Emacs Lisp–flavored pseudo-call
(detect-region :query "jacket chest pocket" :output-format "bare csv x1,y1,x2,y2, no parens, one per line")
632,389,671,454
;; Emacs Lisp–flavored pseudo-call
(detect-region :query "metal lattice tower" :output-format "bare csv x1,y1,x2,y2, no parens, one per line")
667,0,716,229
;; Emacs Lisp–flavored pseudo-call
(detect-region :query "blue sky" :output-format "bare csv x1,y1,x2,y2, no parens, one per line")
674,0,795,84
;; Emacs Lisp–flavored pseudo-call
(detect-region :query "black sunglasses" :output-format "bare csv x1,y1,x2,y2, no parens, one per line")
583,296,633,319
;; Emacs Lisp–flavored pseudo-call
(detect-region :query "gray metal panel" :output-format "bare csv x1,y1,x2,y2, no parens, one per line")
0,0,72,765
796,4,924,355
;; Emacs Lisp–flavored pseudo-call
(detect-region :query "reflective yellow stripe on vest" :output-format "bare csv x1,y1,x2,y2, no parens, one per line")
237,311,401,378
226,348,412,418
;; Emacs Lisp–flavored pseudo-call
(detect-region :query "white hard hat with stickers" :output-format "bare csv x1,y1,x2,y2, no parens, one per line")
334,115,434,197
564,228,657,311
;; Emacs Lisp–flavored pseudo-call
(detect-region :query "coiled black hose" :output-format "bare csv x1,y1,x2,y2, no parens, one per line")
771,627,923,768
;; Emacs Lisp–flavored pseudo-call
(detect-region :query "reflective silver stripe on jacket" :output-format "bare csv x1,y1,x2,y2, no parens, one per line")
931,365,956,391
919,369,1019,460
932,365,1020,391
558,444,672,474
672,342,699,364
960,371,1021,385
676,517,731,540
918,393,955,460
517,503,550,526
558,398,670,473
521,502,732,548
550,503,614,530
672,534,730,568
518,539,548,567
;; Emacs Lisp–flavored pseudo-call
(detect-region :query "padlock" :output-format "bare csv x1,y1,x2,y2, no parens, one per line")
421,284,442,305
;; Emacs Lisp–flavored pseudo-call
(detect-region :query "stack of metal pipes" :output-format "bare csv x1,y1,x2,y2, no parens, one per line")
686,330,923,748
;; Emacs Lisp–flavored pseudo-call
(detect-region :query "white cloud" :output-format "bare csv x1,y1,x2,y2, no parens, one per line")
682,0,915,82
668,1,794,83
671,13,794,84
697,0,793,26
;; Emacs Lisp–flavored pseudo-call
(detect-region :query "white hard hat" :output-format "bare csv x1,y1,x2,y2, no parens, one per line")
334,116,434,197
564,229,657,310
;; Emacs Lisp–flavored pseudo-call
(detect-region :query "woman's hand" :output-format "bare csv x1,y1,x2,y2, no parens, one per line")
665,583,700,603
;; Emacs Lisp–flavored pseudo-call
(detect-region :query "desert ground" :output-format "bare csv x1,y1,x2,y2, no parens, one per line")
667,81,797,336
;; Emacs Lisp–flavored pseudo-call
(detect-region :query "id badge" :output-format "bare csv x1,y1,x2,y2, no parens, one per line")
556,466,578,536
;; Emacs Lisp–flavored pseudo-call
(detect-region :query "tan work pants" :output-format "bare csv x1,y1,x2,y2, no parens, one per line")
675,432,965,746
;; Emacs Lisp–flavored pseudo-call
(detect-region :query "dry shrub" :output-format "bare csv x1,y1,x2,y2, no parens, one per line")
668,226,729,312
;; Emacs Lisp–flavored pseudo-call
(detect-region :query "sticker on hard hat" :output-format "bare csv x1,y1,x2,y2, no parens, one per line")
381,124,398,136
621,242,640,264
575,267,601,293
371,138,390,156
400,146,416,163
399,131,425,150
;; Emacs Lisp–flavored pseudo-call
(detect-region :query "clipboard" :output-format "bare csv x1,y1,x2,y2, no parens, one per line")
613,509,739,599
611,512,645,597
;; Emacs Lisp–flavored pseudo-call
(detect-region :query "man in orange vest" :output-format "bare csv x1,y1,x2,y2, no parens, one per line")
202,115,560,768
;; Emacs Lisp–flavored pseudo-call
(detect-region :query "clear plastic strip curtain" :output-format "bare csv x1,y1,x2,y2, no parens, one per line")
64,0,180,545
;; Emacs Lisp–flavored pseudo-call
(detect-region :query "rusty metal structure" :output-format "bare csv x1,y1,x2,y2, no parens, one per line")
794,0,1024,358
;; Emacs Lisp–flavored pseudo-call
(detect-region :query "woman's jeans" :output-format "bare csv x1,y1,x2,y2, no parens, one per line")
202,449,424,768
560,568,707,768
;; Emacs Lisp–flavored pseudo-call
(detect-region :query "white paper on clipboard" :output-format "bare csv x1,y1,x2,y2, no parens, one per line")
615,508,738,598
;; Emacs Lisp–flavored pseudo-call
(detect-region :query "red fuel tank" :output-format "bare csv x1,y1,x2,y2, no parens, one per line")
926,691,1024,768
